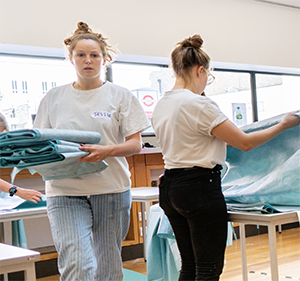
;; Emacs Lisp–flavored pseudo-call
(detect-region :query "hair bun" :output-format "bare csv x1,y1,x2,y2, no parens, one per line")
181,34,203,49
77,22,92,33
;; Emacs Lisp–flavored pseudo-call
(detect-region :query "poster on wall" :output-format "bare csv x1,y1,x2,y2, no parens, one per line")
131,87,158,118
232,103,247,127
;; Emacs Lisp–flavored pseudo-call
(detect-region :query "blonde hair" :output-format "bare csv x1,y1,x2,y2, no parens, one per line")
64,22,116,63
171,34,211,83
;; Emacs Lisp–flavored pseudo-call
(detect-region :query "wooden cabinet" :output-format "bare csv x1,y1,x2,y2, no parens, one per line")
0,151,164,247
125,152,164,245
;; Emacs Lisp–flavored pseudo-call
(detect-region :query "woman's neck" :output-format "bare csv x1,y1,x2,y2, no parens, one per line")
73,79,103,91
172,78,196,94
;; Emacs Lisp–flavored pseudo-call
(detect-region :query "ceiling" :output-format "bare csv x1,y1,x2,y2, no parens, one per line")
253,0,300,8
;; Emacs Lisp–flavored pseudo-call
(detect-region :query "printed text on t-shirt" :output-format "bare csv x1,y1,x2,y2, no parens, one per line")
91,111,112,118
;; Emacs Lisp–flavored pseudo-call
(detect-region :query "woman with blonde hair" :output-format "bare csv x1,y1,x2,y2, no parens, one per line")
151,34,299,280
33,22,150,281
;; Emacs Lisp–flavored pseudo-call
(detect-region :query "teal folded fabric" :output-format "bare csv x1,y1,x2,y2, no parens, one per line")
0,140,84,168
226,202,281,214
222,113,300,209
0,129,108,181
0,128,101,145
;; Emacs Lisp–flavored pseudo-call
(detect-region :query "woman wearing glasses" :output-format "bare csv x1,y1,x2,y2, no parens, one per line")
151,34,299,280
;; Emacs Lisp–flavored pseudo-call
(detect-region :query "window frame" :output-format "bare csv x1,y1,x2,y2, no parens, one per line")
1,43,299,131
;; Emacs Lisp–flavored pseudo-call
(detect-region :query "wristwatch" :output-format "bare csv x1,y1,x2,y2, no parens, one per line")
9,186,18,197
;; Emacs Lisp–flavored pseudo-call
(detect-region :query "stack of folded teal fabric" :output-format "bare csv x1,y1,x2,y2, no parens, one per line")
0,128,108,181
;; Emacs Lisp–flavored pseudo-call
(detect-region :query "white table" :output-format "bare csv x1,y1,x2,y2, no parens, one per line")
228,211,299,281
0,243,40,281
131,187,159,260
0,207,48,244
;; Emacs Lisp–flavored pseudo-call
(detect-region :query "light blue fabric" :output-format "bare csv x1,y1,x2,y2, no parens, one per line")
0,129,108,181
11,220,27,248
0,128,102,145
147,204,179,281
122,269,147,281
226,202,282,213
222,112,300,208
146,204,233,281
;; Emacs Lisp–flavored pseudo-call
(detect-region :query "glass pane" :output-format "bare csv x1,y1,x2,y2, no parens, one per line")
111,62,174,98
111,62,175,135
256,74,300,121
205,71,252,127
0,55,76,129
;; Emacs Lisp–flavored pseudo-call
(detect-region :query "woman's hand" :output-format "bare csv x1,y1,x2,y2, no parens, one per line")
280,110,300,130
77,132,143,162
16,188,42,203
77,144,113,162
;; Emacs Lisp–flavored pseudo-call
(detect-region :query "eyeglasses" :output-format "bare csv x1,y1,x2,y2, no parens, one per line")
204,69,215,85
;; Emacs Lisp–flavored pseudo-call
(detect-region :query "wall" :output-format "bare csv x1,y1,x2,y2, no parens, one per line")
0,0,299,69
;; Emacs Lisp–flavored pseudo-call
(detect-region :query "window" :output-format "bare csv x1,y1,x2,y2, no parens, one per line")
12,80,18,94
42,81,48,94
0,54,76,129
205,71,252,127
256,74,300,121
111,62,174,135
0,45,299,131
22,81,28,94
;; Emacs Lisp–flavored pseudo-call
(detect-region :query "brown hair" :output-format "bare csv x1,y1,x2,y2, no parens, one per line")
0,112,9,132
171,34,211,83
64,22,116,63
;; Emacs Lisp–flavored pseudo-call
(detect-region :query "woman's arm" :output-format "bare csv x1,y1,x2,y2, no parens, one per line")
77,132,143,162
212,111,300,151
0,179,42,203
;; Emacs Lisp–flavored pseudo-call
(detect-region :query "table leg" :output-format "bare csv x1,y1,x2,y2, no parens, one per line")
0,222,4,243
24,263,37,281
3,221,12,245
268,225,279,281
141,202,147,261
1,222,11,281
239,223,248,281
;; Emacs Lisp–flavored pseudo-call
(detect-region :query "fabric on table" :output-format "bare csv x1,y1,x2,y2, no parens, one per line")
226,202,282,214
146,204,233,281
0,195,47,248
222,112,300,208
0,129,108,181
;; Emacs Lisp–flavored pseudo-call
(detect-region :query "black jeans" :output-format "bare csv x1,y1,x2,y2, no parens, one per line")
159,165,228,281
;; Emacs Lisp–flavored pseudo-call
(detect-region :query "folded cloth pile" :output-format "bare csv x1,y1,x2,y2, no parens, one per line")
0,129,108,181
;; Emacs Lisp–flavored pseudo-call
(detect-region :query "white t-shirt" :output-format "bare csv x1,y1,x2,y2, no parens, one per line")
151,89,228,169
34,82,150,197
